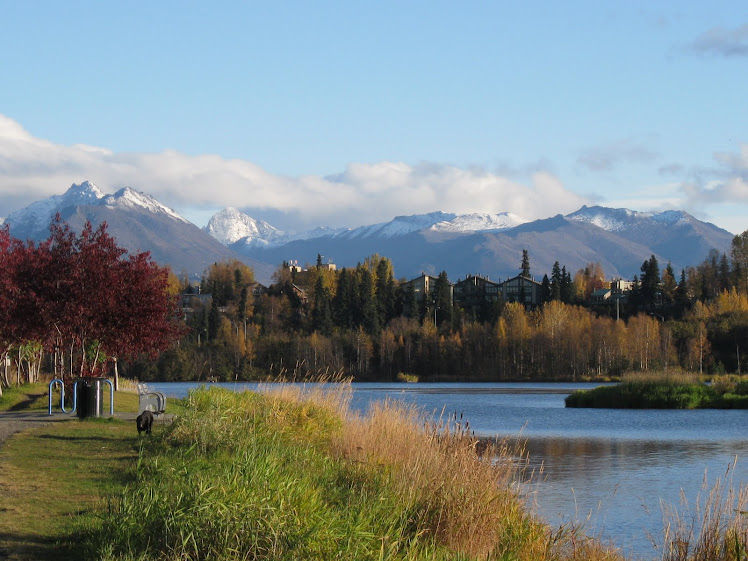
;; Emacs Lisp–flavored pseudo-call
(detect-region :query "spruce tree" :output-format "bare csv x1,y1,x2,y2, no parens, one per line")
311,276,333,335
521,249,531,277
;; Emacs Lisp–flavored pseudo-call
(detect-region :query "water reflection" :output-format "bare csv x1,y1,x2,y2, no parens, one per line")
523,436,748,558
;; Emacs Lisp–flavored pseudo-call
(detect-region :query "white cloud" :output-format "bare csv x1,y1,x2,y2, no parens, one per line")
0,114,589,230
681,144,748,206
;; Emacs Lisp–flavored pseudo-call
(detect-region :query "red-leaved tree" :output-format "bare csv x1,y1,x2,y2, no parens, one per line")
0,217,185,390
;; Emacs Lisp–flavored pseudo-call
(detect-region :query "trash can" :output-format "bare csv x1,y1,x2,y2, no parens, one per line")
76,377,105,418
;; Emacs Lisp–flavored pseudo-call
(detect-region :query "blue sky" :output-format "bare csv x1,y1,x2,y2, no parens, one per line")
1,2,747,233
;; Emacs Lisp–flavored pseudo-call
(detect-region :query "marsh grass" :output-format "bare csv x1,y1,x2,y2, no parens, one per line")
652,461,748,561
566,371,748,409
77,384,628,560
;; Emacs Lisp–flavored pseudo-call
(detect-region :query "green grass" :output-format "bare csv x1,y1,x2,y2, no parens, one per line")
5,381,745,560
565,374,748,409
0,419,142,560
77,388,468,560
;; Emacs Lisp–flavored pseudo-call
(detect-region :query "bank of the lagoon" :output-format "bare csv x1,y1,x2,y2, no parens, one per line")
566,380,748,409
151,381,748,558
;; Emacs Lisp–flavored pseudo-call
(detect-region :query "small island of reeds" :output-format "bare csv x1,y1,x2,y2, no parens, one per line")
565,371,748,409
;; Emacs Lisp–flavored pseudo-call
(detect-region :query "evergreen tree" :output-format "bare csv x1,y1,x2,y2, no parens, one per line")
551,261,562,301
640,255,660,308
375,258,396,328
676,268,691,314
404,285,418,320
718,252,731,292
521,249,531,277
237,286,248,324
731,230,748,293
560,266,573,303
540,274,551,304
358,267,380,334
433,271,453,328
661,262,677,308
311,276,333,335
333,268,356,329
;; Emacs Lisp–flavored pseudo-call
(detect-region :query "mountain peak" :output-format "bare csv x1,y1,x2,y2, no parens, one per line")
566,205,690,232
102,187,188,223
205,207,284,246
63,180,105,205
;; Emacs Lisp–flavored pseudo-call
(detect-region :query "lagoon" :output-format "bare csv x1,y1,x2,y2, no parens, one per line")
150,381,748,559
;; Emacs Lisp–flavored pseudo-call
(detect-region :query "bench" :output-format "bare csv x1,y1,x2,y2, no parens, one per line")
137,383,167,416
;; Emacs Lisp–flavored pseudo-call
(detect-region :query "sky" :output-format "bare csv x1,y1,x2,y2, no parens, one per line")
0,2,747,234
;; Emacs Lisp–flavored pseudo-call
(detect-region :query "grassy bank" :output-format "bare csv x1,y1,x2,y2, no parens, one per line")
3,381,748,560
75,386,624,561
566,372,748,409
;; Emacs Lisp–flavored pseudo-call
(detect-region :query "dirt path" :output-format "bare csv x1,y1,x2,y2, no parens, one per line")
0,412,68,447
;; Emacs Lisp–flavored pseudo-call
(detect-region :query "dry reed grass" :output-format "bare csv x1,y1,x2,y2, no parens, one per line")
653,461,748,561
258,381,626,560
622,370,701,385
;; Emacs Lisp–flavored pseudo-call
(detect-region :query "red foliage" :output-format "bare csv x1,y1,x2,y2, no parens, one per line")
0,217,186,377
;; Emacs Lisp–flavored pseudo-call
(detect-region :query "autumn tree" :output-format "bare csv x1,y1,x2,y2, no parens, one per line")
0,218,184,389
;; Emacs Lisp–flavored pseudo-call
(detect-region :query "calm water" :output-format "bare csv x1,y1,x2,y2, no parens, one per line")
150,381,748,559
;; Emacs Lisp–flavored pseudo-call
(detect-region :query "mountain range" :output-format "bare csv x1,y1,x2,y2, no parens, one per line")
2,181,737,286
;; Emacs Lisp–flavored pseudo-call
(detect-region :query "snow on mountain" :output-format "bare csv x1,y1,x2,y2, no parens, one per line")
205,207,285,246
4,180,194,241
0,217,5,225
206,209,527,247
5,180,105,232
103,187,189,223
336,211,458,240
566,205,689,232
431,212,528,233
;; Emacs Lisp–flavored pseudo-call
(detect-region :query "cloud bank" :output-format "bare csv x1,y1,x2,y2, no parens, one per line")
0,114,589,230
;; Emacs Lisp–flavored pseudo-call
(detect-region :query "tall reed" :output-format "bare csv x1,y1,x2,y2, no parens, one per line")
653,461,748,561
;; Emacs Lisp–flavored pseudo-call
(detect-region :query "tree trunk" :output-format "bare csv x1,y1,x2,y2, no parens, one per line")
112,358,119,391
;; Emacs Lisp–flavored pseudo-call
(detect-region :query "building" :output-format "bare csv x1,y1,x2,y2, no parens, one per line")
499,274,542,307
400,273,439,303
453,275,502,316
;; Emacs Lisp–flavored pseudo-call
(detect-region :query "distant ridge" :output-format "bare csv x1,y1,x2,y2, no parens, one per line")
209,205,734,282
4,182,735,286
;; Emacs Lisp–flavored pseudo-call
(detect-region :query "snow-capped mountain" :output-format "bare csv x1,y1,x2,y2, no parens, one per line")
222,205,733,281
204,207,285,246
4,181,188,238
431,212,528,233
5,180,105,235
333,212,458,240
205,209,530,248
102,186,189,223
3,181,275,283
567,205,689,232
4,183,736,284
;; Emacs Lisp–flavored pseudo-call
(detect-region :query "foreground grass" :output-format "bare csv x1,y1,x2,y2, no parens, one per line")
76,386,623,561
566,372,748,409
3,382,747,560
0,419,140,560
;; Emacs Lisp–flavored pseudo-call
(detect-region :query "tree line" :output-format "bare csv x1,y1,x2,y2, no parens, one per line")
128,231,748,382
3,217,747,386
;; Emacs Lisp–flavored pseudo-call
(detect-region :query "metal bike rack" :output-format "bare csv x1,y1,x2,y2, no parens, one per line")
48,378,114,416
